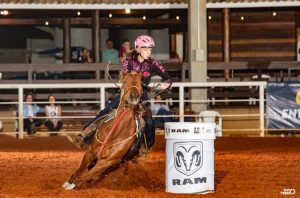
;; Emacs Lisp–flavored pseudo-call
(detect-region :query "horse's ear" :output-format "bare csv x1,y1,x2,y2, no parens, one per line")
130,70,142,78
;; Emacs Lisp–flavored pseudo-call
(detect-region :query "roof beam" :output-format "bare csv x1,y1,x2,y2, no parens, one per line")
0,17,181,26
101,18,181,25
0,3,187,10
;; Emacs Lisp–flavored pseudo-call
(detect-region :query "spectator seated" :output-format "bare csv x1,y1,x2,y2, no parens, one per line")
151,95,175,129
15,110,98,135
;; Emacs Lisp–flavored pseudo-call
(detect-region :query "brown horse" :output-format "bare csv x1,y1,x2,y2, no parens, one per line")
63,71,144,189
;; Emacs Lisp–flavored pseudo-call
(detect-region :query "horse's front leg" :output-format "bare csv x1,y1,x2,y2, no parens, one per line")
63,149,96,190
80,143,135,182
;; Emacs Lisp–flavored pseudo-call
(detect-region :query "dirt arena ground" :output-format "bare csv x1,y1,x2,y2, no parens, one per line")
0,134,299,198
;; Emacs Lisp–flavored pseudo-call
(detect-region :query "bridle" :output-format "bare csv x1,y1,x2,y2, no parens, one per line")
120,74,143,105
123,85,142,96
105,62,121,89
141,83,170,103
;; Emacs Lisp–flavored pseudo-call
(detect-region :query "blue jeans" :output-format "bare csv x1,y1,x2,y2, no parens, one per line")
87,95,121,125
154,108,174,127
84,94,155,149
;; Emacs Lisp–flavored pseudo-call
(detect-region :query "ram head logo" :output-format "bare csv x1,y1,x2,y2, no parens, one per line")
173,142,203,176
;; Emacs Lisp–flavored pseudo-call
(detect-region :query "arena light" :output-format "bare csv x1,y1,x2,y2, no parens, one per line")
77,11,81,16
45,21,49,26
272,12,277,17
109,13,112,18
142,15,146,20
176,15,180,20
208,15,212,20
240,16,244,21
125,8,131,14
1,10,9,15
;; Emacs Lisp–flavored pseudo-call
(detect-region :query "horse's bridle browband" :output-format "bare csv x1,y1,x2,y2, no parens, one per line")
122,85,142,96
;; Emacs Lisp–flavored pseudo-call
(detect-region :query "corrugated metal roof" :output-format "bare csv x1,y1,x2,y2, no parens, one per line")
209,0,297,2
1,0,298,9
0,0,186,3
0,0,297,3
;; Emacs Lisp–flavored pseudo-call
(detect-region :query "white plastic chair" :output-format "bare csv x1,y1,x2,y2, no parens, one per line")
199,110,222,137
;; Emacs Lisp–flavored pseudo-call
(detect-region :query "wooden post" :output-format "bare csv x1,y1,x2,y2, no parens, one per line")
28,64,32,83
170,34,176,55
223,8,230,105
296,11,300,61
63,17,71,63
92,10,100,63
188,0,207,113
223,8,230,80
183,32,188,61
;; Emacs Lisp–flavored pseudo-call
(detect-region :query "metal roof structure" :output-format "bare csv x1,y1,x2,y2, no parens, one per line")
0,0,299,9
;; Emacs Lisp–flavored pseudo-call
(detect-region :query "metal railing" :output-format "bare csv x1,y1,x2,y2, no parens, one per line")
0,81,267,138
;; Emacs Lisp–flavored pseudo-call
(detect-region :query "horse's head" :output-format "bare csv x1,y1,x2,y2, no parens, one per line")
120,71,143,106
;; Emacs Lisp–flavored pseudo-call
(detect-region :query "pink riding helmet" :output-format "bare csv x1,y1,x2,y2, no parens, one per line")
134,35,155,49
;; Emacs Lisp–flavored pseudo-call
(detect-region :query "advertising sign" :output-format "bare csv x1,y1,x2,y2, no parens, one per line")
267,82,300,128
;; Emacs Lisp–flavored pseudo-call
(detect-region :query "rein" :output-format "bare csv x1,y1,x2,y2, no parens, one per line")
105,62,121,89
96,108,129,160
150,87,168,100
99,123,144,151
142,83,170,103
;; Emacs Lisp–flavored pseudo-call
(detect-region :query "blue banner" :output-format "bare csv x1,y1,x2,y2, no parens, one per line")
267,82,300,129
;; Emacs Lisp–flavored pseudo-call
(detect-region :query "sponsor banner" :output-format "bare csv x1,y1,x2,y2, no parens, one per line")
267,82,300,128
164,122,216,140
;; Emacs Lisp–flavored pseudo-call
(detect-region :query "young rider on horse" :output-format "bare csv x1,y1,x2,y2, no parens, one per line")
74,35,172,150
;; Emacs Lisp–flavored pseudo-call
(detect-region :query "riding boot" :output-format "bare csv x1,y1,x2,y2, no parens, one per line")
139,135,149,157
82,128,97,144
144,124,155,150
73,124,98,148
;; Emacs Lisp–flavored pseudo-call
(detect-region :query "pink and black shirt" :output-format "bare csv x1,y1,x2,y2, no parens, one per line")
123,53,172,99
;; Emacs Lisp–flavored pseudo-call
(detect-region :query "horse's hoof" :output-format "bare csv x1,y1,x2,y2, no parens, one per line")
62,181,76,190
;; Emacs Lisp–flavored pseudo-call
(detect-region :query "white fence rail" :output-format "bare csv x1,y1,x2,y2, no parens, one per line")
0,81,267,138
